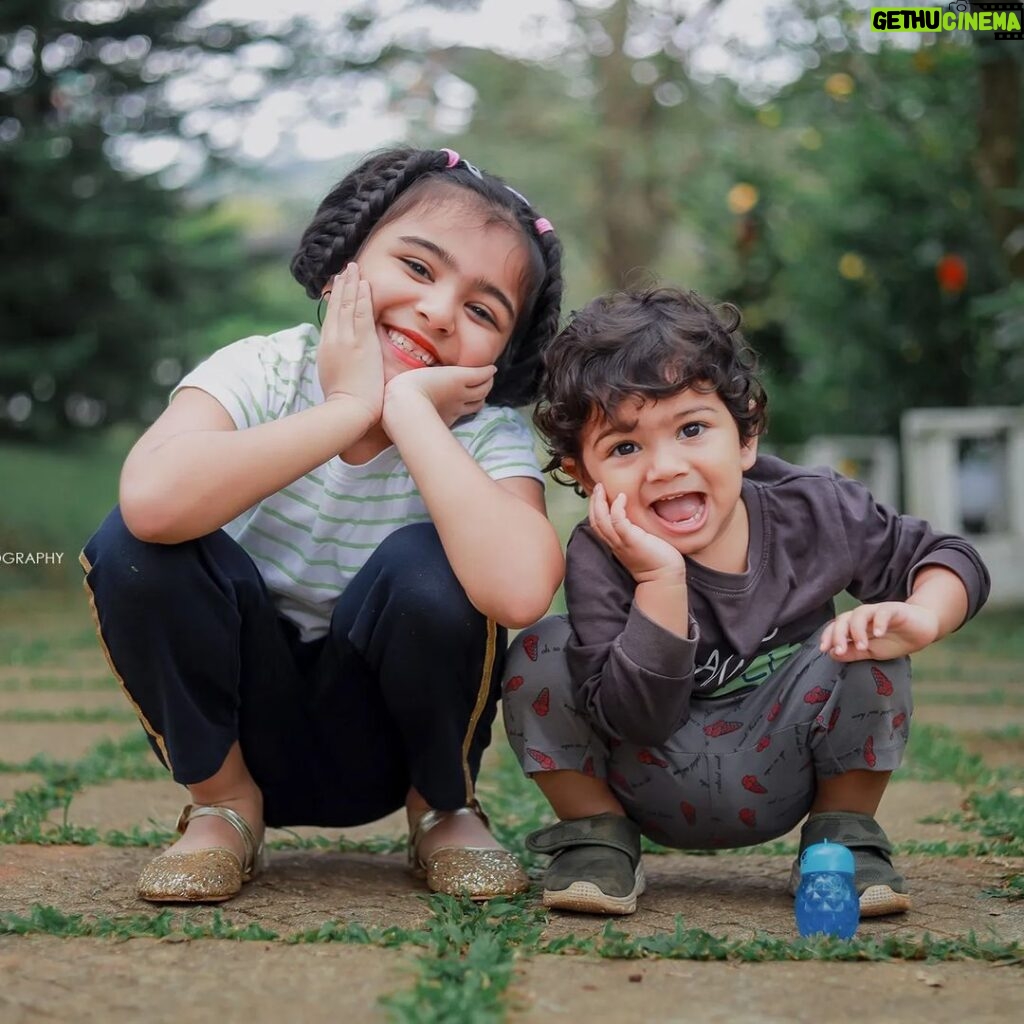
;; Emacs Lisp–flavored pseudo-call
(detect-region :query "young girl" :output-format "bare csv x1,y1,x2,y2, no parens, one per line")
81,147,565,903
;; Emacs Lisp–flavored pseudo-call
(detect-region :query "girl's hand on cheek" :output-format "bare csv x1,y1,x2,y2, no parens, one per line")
383,364,496,428
317,263,385,424
590,485,686,585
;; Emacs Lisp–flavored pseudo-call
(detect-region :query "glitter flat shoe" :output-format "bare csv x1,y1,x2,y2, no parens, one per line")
137,804,266,904
408,801,529,901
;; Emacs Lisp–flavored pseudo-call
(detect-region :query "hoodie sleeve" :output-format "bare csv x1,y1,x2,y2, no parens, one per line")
832,473,990,621
564,523,699,745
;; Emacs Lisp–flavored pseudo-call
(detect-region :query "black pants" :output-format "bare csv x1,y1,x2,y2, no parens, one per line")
81,508,506,828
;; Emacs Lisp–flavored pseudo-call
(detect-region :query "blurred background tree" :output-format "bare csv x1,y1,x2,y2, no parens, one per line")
1,0,1021,563
442,0,1023,442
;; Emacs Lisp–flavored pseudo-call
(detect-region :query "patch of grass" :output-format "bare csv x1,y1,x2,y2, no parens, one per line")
0,674,117,692
914,688,1024,708
0,434,130,563
0,904,278,941
543,918,1023,964
925,606,1024,662
3,900,1021,969
0,708,136,724
980,725,1024,742
984,873,1024,902
380,896,544,1024
943,790,1024,857
895,723,997,785
268,831,407,855
0,731,167,843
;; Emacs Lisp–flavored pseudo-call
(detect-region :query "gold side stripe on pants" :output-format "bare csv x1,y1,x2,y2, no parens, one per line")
78,550,173,771
460,617,497,803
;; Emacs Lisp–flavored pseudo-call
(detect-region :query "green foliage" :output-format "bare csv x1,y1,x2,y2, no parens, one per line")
0,2,300,443
448,3,1022,444
4,900,1021,967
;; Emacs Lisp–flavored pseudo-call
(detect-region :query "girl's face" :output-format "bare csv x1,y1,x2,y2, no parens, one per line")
347,200,530,382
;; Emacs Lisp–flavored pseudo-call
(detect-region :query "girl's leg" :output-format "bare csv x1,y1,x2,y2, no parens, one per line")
81,506,311,874
311,524,518,871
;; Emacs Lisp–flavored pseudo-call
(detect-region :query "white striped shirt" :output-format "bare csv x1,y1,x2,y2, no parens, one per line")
174,323,544,640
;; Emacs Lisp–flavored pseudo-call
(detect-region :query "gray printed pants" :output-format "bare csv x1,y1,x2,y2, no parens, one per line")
502,616,912,849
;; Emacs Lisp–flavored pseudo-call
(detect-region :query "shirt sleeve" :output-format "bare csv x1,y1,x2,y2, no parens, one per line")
564,523,700,745
833,474,991,621
459,407,545,484
171,336,274,430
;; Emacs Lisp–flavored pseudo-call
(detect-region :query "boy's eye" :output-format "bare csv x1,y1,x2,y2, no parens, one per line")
611,441,638,457
679,423,705,439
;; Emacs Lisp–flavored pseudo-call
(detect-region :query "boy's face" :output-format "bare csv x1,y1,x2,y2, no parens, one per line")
564,386,759,571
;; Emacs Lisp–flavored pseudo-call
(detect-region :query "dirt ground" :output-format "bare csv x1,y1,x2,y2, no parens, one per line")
1,594,1022,1022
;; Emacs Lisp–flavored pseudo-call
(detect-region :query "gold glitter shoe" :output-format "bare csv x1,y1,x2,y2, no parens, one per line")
137,804,265,904
408,801,529,901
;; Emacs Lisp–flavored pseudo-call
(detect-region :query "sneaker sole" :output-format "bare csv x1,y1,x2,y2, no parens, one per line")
542,863,646,915
859,884,911,917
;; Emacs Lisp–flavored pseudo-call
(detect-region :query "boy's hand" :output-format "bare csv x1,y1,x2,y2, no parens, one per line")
590,484,686,585
820,601,941,662
383,363,496,428
317,263,385,424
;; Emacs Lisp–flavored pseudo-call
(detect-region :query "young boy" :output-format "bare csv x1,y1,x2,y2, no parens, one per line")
502,286,989,916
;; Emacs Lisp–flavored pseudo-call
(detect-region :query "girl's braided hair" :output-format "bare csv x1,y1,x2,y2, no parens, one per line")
290,147,563,407
534,286,768,496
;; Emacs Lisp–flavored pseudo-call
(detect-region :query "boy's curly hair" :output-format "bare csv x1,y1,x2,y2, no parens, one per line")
533,286,768,495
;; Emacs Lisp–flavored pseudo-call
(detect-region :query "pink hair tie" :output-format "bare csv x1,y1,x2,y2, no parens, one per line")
440,148,461,168
535,217,554,235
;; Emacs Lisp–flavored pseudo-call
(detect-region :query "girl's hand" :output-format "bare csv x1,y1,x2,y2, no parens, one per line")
820,601,941,662
383,363,496,428
317,263,385,424
590,484,686,585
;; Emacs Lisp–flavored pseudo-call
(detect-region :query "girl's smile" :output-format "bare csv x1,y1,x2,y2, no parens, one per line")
383,326,440,368
352,202,530,382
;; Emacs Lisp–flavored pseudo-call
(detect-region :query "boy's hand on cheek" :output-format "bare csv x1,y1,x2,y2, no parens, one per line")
318,264,385,424
590,484,686,586
820,601,940,662
383,364,496,429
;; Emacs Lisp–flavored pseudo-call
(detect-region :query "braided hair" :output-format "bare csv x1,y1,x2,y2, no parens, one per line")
290,147,563,408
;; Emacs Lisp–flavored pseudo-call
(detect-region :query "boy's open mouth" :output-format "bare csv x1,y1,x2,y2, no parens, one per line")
651,492,707,532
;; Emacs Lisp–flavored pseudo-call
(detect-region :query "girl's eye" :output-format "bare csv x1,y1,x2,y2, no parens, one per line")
467,303,497,326
403,258,431,279
611,441,638,457
679,423,705,439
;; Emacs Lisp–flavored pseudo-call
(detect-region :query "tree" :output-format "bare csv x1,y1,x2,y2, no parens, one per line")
0,1,273,441
442,0,1021,443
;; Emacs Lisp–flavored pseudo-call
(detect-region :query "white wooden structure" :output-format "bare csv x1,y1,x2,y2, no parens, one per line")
802,435,901,510
902,407,1024,606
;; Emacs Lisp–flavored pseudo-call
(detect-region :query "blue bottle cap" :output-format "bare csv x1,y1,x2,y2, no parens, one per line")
799,840,855,875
